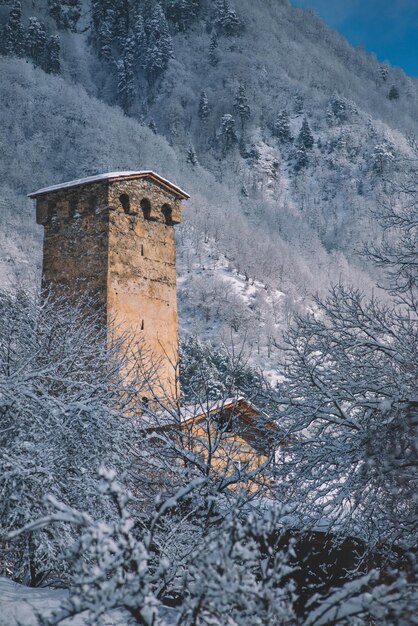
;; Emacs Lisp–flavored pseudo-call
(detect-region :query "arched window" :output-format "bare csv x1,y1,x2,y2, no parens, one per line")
141,198,151,220
119,193,130,214
162,203,173,225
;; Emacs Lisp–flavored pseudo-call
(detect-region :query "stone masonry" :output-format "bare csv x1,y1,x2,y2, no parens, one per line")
29,172,189,399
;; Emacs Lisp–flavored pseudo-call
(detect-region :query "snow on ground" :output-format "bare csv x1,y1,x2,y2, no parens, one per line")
0,577,178,626
0,577,124,626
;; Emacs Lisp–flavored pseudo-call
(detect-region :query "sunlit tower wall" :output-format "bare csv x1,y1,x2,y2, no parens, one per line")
29,171,189,400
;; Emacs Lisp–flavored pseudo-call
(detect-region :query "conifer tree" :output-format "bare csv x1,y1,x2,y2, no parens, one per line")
198,90,210,122
274,110,292,142
97,19,114,62
46,34,61,74
132,13,147,68
66,0,82,32
297,117,314,150
388,85,399,100
186,144,199,166
48,0,81,32
26,17,47,69
209,31,218,66
233,83,250,132
214,0,242,36
113,0,130,45
144,4,173,83
220,113,237,155
167,0,200,32
48,0,64,29
379,62,389,82
4,1,24,57
117,37,136,111
294,145,308,170
91,0,114,59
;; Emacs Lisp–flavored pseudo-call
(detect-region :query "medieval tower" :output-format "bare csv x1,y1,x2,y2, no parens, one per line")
29,171,189,399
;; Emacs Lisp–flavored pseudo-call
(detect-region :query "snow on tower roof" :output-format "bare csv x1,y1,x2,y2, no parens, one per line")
28,171,190,200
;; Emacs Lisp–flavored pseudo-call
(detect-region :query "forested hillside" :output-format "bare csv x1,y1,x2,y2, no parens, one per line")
1,0,418,364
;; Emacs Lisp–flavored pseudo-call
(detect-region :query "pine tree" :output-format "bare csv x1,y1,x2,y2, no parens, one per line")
294,145,308,171
214,0,241,36
46,34,61,74
66,0,82,32
220,113,237,155
48,0,64,29
97,18,114,62
233,83,250,132
186,144,199,166
209,31,218,66
113,0,130,45
144,4,173,83
26,17,47,69
388,85,399,100
117,37,136,111
297,117,314,150
379,62,389,82
198,90,210,122
91,0,114,58
166,0,200,32
4,1,24,57
274,110,292,142
48,0,81,32
132,13,147,68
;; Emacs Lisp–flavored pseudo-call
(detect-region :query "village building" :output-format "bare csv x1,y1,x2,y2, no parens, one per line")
29,171,273,472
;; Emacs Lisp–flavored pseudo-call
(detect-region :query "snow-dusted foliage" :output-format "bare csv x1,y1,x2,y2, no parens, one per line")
274,170,418,623
0,290,146,586
13,470,296,626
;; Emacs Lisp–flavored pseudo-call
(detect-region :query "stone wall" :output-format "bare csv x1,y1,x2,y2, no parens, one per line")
35,176,183,399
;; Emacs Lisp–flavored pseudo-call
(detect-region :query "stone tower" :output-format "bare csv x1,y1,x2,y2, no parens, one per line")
29,171,189,399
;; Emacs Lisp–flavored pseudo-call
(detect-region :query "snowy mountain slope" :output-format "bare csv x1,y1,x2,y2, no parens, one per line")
1,0,417,367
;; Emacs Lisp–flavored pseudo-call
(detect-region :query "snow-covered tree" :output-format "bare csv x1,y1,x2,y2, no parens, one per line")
274,109,292,142
373,142,394,174
132,12,147,68
198,89,209,122
4,1,24,57
46,34,61,74
214,0,242,36
388,84,400,100
297,116,314,149
26,17,47,69
48,0,81,32
219,113,237,154
186,143,198,166
209,30,219,65
275,172,418,621
234,82,251,132
144,3,173,83
16,470,295,625
166,0,200,32
379,62,389,82
0,290,144,585
117,37,136,111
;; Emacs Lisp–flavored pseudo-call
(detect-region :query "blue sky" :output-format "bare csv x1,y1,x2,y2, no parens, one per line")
291,0,418,77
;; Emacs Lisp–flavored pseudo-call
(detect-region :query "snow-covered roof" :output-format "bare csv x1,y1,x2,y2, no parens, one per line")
179,396,262,425
28,171,190,200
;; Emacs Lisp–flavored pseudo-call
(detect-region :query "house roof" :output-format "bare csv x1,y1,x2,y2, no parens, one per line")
28,171,190,200
146,397,280,452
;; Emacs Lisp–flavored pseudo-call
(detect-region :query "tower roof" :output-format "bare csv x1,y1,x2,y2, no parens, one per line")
28,171,190,200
